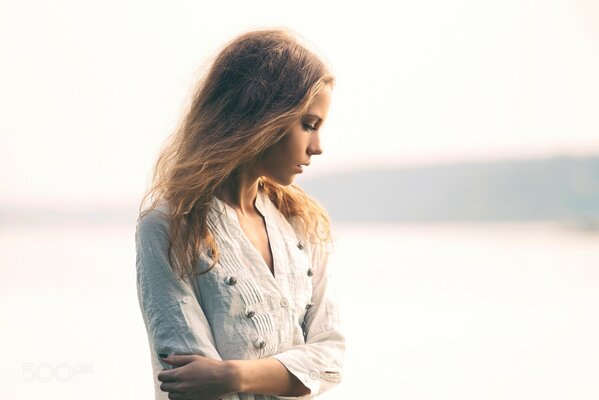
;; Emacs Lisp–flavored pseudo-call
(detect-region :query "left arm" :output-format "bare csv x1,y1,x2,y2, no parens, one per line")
268,239,345,399
229,358,312,396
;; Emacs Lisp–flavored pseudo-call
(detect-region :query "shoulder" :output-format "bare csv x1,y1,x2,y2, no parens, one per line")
136,200,172,241
135,201,175,274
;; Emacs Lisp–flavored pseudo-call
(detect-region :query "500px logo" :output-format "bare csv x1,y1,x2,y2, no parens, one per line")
22,363,94,383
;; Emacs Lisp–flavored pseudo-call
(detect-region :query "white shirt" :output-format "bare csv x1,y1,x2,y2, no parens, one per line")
135,188,345,400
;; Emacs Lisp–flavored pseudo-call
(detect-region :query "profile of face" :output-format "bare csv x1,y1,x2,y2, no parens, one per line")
254,85,332,186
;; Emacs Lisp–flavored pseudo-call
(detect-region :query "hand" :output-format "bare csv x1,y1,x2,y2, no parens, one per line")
158,354,238,400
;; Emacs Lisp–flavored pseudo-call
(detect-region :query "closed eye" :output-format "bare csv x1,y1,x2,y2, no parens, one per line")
303,123,317,132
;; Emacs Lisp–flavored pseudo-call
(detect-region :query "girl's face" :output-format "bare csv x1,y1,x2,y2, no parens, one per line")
254,85,332,186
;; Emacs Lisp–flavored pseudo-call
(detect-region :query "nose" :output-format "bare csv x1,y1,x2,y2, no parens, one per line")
308,133,323,156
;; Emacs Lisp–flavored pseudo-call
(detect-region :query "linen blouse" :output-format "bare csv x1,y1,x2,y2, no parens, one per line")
135,188,345,400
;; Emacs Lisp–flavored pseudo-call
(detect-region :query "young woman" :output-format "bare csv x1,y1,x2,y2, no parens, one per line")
135,28,345,400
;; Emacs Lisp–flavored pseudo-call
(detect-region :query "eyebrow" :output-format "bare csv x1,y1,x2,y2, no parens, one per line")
303,113,322,121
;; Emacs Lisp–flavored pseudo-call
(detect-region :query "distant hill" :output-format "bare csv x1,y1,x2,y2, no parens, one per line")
2,155,599,226
299,155,599,223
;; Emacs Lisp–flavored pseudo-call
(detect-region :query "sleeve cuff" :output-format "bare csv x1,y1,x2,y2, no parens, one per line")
271,353,342,400
270,353,322,399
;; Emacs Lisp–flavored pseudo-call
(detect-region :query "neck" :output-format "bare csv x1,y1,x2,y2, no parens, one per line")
215,168,262,217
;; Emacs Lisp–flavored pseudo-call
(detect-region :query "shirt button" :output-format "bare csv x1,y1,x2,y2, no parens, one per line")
224,275,238,286
297,241,304,250
305,302,314,310
280,298,288,308
307,268,314,277
181,296,191,304
246,310,255,318
254,338,266,349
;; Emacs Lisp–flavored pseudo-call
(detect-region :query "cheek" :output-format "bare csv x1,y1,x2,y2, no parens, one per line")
274,137,298,158
259,145,289,170
284,131,305,152
260,130,304,168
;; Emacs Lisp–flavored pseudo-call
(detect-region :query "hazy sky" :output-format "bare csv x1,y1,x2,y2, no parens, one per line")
1,0,598,204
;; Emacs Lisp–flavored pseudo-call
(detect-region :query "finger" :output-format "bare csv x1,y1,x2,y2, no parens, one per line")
162,354,198,367
159,382,184,394
157,369,177,383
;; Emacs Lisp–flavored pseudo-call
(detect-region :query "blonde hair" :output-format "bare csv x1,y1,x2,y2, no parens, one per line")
139,28,335,280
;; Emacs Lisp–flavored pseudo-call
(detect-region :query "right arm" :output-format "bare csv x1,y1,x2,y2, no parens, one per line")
135,209,234,398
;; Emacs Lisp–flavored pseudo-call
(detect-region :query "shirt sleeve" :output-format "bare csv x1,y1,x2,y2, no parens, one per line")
135,208,224,367
270,238,346,399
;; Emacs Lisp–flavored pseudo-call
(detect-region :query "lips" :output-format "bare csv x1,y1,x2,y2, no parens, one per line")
295,161,310,174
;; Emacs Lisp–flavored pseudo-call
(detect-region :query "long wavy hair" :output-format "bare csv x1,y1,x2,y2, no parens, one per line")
139,27,335,280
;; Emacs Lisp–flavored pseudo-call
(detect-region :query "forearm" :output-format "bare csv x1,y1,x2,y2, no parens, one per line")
226,357,311,397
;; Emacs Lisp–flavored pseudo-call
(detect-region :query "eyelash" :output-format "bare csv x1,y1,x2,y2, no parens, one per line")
303,123,317,132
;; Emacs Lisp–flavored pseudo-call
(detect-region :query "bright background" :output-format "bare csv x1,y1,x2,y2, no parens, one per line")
2,0,599,205
2,0,599,399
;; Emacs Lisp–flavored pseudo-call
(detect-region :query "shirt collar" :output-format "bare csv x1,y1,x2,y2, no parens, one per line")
209,188,268,225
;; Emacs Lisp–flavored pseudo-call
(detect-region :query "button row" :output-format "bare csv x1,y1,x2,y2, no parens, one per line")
225,267,312,287
245,299,288,319
244,300,310,315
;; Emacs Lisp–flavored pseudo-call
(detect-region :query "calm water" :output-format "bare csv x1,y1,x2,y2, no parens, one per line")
1,222,598,399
